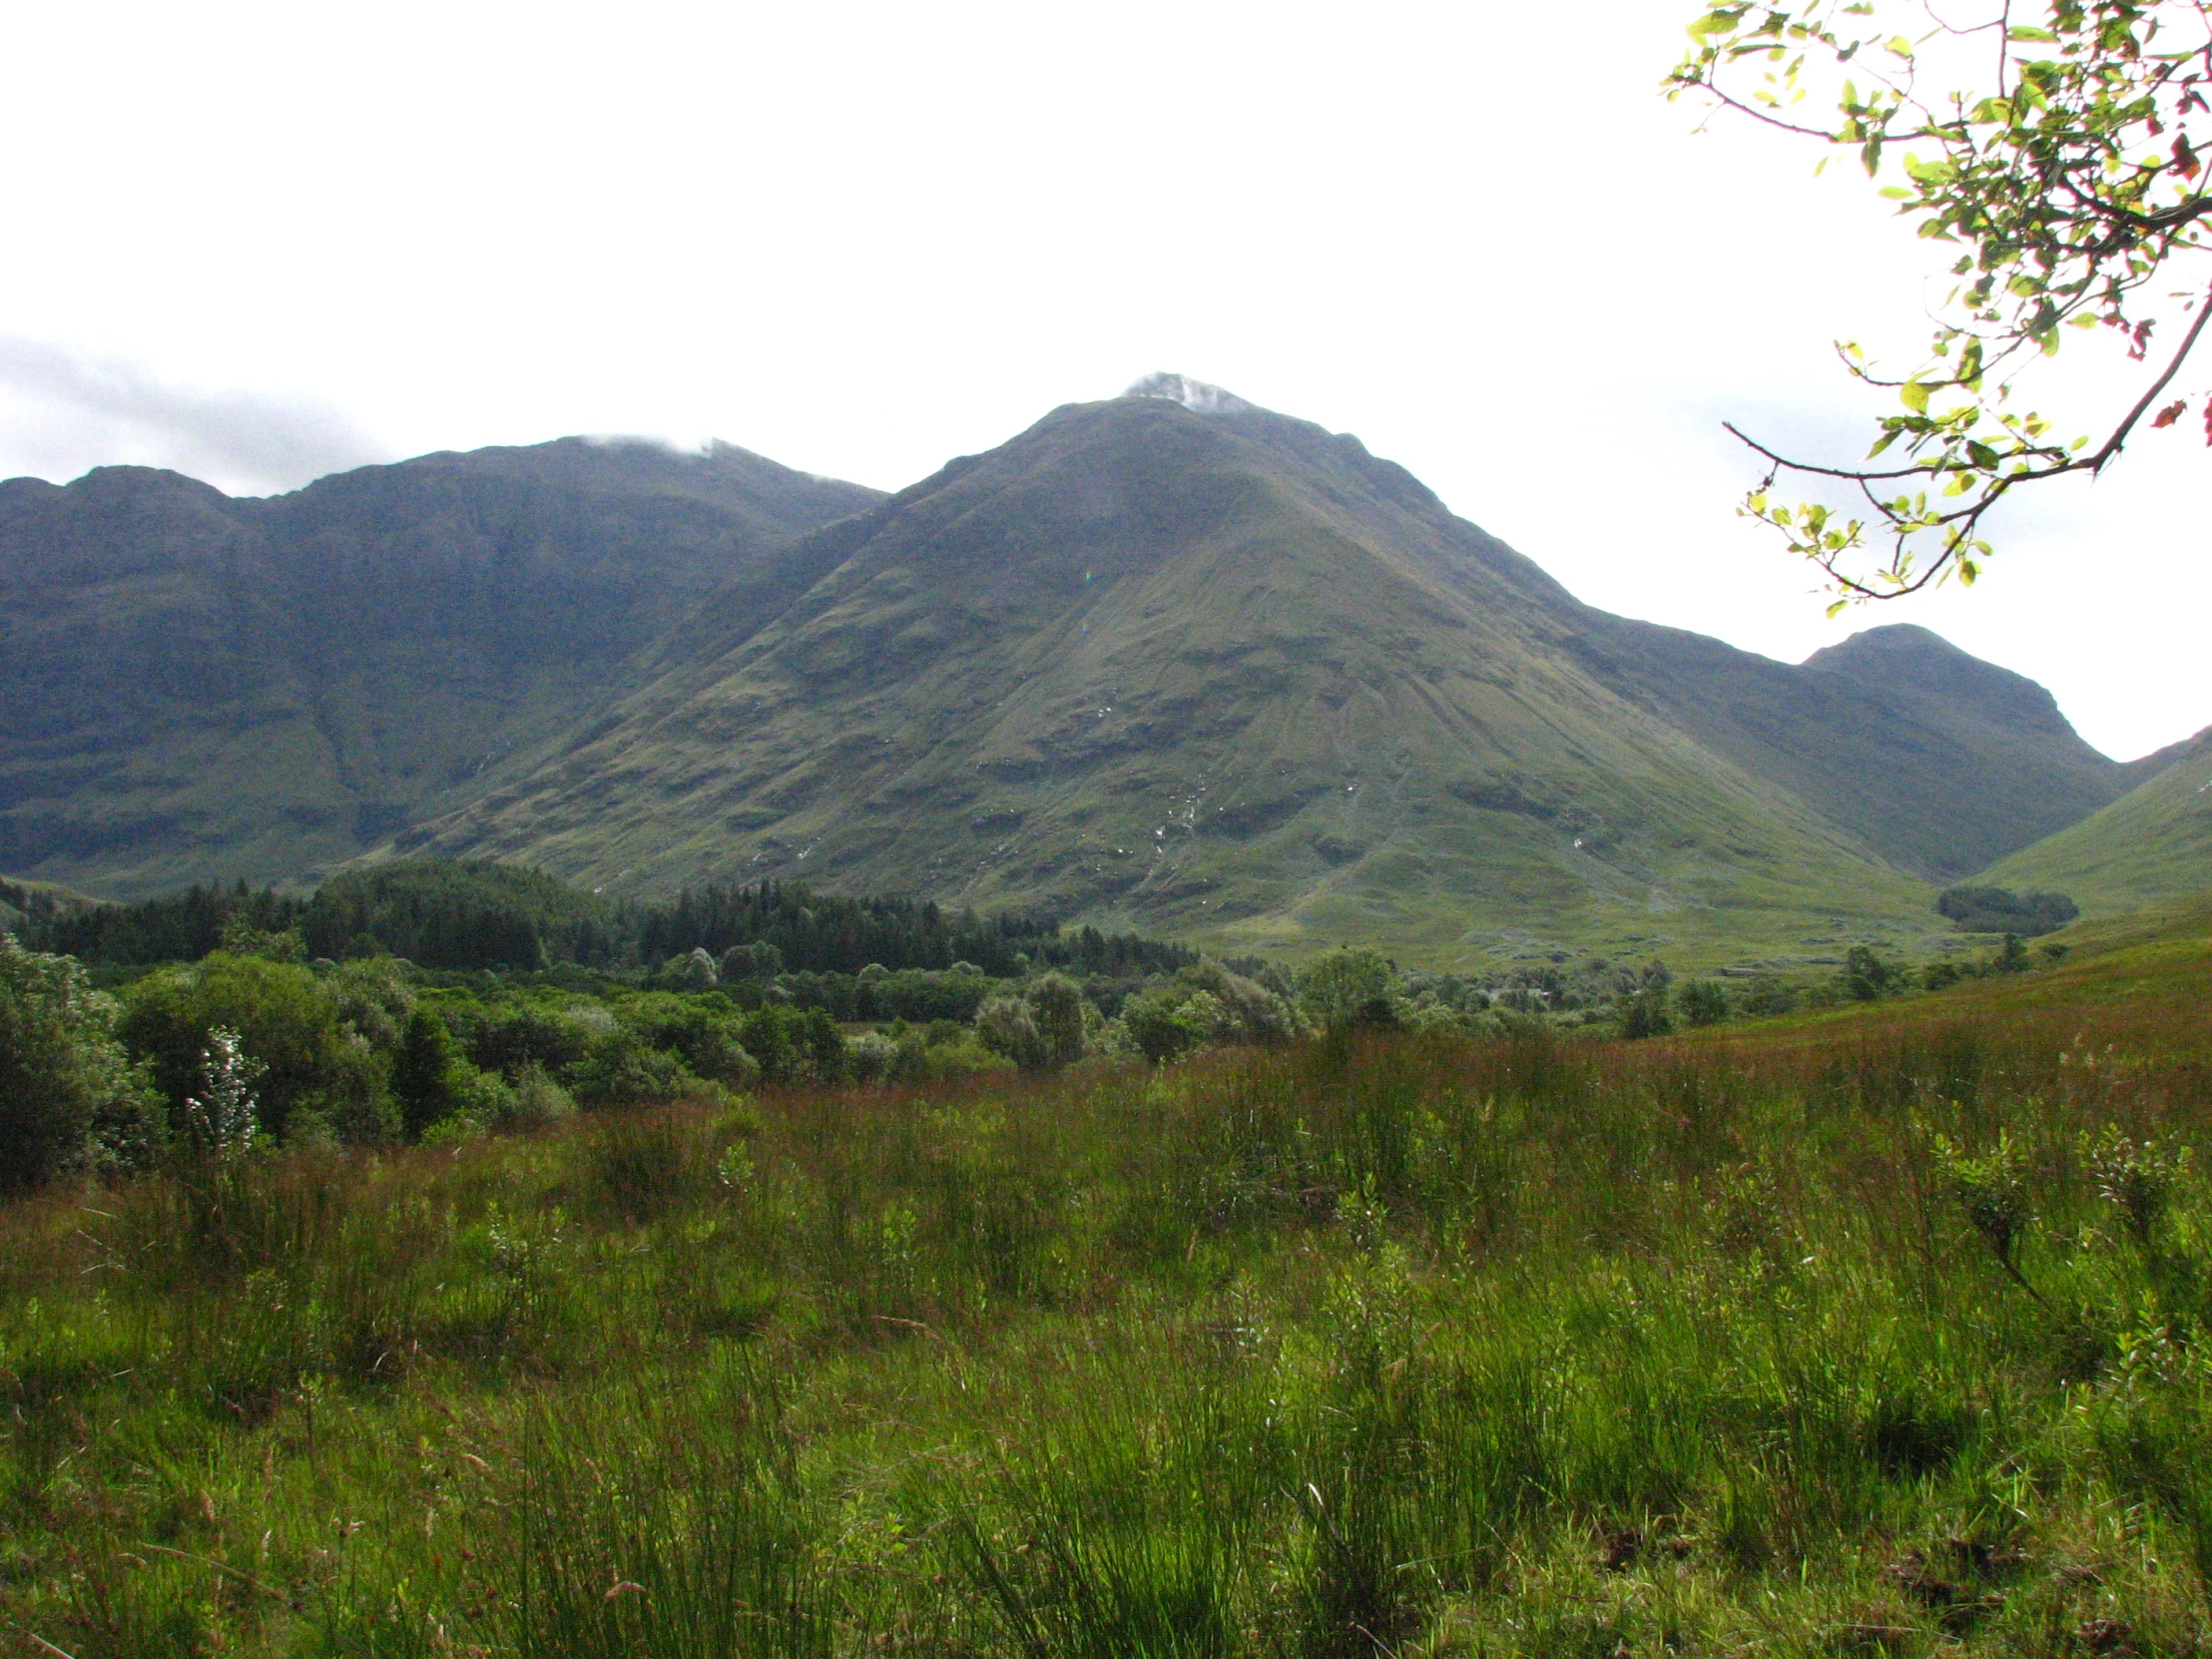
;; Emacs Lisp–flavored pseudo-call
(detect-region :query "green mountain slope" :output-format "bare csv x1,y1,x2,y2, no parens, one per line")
1975,726,2212,913
1568,620,2126,881
0,440,881,895
393,387,2126,965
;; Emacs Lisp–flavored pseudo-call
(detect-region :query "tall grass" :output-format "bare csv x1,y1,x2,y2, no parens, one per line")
4,999,2212,1657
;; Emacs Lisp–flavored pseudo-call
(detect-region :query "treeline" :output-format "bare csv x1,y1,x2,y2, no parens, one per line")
23,859,1195,978
633,882,1195,978
1936,883,2079,937
0,934,1318,1192
0,877,77,932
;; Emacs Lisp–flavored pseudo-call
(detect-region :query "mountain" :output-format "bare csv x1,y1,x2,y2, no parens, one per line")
0,439,882,896
1573,620,2130,881
370,383,2133,966
1973,726,2212,914
5,381,2139,964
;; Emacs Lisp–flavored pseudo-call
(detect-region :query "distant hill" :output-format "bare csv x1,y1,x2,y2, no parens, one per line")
380,383,2134,965
1974,726,2212,914
0,439,882,895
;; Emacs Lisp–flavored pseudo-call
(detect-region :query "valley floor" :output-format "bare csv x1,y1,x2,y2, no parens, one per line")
5,908,2212,1658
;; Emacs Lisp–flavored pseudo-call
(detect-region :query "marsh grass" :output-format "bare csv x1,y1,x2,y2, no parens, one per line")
5,980,2212,1657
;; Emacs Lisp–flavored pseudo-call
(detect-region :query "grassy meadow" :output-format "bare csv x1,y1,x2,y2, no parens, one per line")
1983,738,2212,923
4,912,2212,1658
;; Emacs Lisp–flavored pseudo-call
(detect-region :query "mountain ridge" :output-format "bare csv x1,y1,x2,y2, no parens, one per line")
379,388,2130,963
0,439,884,893
1,381,2149,963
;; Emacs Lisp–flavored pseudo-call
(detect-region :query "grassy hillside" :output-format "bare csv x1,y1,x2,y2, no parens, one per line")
407,392,2126,968
1973,728,2212,916
1690,893,2212,1060
4,910,2210,1657
0,442,881,897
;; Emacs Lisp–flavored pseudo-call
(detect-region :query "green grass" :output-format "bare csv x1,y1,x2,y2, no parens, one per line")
5,921,2212,1657
1978,732,2212,918
1689,894,2212,1061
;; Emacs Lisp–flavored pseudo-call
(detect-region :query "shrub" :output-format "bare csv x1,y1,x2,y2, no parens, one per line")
730,1003,844,1086
884,1021,1011,1081
1178,959,1300,1042
1297,948,1403,1032
459,998,604,1076
1679,980,1730,1027
1113,987,1214,1064
718,940,784,980
976,995,1047,1070
1620,987,1675,1039
119,952,393,1144
1736,978,1798,1017
0,933,163,1191
1026,972,1095,1068
325,956,415,1050
565,1030,708,1108
1841,946,1899,1002
1619,963,1675,1039
616,993,761,1089
1105,961,1302,1064
663,948,720,990
503,1062,577,1129
846,1031,899,1083
219,910,307,962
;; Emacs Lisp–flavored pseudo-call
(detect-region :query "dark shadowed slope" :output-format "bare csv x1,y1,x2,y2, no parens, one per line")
395,389,2124,965
0,439,881,895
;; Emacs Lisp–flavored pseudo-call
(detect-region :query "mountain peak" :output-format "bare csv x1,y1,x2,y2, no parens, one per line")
1804,621,2101,756
1806,624,2049,706
1121,372,1255,415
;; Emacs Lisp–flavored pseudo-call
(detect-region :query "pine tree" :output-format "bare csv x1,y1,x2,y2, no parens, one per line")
390,1009,464,1139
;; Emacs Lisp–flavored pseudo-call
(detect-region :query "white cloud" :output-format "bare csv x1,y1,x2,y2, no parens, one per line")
0,0,2200,758
0,336,384,496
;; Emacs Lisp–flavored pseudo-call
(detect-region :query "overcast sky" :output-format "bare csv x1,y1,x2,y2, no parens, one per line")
4,1,2204,761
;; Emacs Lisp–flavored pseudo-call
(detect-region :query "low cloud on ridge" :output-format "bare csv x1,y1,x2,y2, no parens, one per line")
0,336,386,495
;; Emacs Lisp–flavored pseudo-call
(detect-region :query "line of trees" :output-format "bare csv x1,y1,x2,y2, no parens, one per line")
22,860,1197,978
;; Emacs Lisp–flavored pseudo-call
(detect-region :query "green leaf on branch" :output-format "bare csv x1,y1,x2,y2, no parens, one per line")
1674,0,2212,602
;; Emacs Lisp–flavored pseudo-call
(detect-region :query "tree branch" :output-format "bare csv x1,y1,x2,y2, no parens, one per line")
1723,423,1933,482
